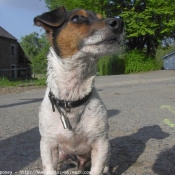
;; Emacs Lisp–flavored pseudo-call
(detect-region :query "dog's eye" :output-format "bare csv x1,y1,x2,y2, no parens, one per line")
70,15,84,22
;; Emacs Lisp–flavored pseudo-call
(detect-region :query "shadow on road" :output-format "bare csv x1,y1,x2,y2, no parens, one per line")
108,109,120,118
0,122,170,174
0,98,43,108
109,125,169,175
153,145,175,175
0,127,40,171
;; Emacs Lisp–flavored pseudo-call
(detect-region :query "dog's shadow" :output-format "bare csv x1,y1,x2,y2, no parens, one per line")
108,109,120,118
109,125,169,175
153,145,175,175
0,127,40,171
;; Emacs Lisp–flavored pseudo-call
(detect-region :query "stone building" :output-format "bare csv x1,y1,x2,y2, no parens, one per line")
0,26,31,79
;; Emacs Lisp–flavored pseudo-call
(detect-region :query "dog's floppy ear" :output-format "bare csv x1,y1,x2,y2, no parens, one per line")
34,6,66,46
34,6,66,29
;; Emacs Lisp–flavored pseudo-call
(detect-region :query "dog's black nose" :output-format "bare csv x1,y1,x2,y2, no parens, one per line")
107,18,124,33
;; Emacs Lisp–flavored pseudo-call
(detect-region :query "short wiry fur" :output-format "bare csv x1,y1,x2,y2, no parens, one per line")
34,6,123,175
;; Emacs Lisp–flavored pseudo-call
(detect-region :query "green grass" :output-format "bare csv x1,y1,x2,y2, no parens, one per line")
0,77,46,87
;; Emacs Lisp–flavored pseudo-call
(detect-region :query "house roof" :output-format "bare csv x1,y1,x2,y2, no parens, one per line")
162,51,175,59
0,26,17,40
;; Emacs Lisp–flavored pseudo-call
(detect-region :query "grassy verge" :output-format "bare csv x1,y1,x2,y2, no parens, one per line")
0,77,46,87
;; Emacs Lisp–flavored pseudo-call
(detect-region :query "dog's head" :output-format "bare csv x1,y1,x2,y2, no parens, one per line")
34,7,123,59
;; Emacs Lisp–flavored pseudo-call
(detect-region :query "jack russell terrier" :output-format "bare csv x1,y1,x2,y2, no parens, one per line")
34,6,123,175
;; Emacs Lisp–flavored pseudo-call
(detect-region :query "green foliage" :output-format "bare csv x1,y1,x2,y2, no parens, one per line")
44,0,175,43
44,0,175,58
97,49,164,76
20,32,40,60
107,0,175,57
124,50,160,74
0,77,13,87
20,33,49,74
119,0,175,38
31,47,48,74
98,56,110,75
98,55,125,75
34,78,47,86
44,0,107,15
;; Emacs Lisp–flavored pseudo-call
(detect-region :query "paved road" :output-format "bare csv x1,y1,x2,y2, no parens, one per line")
0,70,175,175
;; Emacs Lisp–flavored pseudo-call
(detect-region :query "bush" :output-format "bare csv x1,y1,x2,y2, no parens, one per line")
124,50,160,74
97,50,161,75
31,48,48,74
98,55,125,75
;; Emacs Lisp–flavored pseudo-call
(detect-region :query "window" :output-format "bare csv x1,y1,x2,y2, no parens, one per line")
10,44,16,56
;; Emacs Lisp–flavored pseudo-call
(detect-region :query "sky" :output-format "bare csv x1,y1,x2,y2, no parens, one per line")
0,0,48,41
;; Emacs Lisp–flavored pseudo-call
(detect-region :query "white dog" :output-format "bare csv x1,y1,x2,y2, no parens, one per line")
34,6,123,175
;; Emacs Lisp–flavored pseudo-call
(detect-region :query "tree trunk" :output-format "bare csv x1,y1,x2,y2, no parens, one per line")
146,36,159,58
127,36,147,51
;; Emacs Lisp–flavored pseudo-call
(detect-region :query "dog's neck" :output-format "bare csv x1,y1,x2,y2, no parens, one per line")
47,47,97,101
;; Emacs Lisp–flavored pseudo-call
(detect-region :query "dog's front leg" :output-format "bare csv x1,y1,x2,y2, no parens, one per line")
40,138,58,175
90,138,110,175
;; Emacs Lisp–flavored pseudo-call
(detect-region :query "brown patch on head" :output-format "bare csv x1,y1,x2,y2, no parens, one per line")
57,22,90,58
35,8,108,58
71,9,88,18
96,14,103,19
56,10,106,58
56,9,90,58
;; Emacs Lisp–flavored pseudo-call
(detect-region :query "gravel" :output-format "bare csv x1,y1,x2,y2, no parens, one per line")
0,70,175,175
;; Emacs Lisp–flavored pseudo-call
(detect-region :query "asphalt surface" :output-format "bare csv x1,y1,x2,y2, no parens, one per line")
0,70,175,175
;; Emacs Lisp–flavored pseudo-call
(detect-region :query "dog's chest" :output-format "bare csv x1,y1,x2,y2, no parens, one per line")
57,131,91,155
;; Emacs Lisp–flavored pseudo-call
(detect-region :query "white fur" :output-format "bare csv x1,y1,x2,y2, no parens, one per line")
39,26,122,175
81,28,123,57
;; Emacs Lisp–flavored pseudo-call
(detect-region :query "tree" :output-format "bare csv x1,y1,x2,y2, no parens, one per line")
43,0,107,15
43,0,175,58
20,32,40,61
106,0,175,57
20,32,49,74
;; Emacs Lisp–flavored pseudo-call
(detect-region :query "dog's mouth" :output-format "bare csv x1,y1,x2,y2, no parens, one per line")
96,36,118,45
82,33,123,48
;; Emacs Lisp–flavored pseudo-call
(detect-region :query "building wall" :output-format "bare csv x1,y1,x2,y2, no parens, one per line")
0,37,18,78
163,56,175,70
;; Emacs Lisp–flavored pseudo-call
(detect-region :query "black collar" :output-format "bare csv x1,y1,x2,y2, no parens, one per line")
49,91,92,110
48,91,92,130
